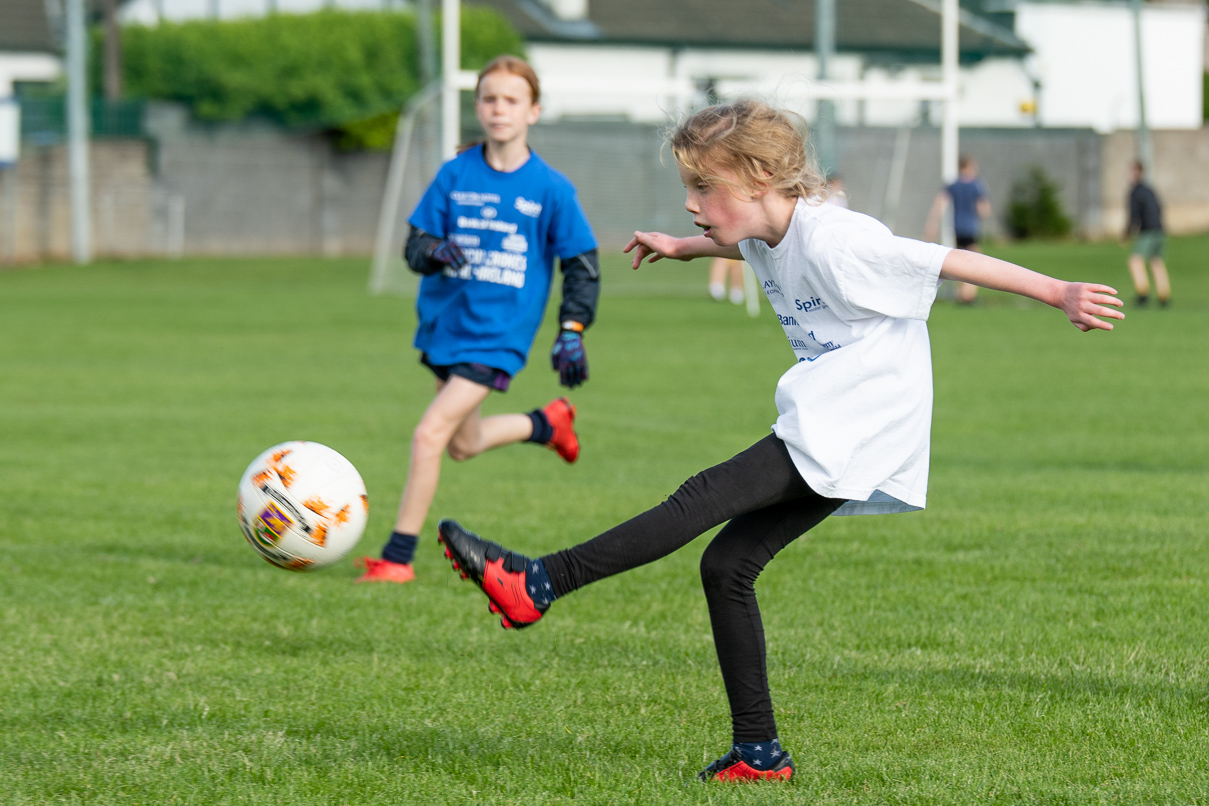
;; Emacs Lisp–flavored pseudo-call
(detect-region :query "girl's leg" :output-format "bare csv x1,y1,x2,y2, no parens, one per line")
446,405,533,462
542,434,818,596
394,376,493,534
699,494,842,743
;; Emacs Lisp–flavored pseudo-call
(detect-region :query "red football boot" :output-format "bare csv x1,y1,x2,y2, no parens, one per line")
541,397,579,464
353,556,415,584
437,519,548,629
698,749,795,782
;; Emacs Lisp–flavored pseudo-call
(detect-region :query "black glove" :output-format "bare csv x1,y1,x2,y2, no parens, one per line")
550,326,588,388
430,239,467,271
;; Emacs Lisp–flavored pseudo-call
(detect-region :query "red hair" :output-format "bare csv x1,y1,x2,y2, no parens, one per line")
475,55,540,105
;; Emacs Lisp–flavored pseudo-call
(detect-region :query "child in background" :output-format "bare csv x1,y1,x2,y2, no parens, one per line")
1123,160,1171,307
708,257,746,304
355,56,600,583
437,99,1122,780
925,156,991,304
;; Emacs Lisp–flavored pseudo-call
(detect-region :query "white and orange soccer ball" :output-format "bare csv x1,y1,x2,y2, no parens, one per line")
236,441,368,571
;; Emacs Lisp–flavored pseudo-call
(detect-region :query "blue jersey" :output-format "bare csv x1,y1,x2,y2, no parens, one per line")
946,178,986,239
408,146,597,375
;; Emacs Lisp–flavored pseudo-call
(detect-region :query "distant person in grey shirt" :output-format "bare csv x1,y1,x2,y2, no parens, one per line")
1123,160,1170,308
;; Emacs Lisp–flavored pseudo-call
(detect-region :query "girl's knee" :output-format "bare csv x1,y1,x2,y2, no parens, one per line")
445,438,479,462
700,542,741,592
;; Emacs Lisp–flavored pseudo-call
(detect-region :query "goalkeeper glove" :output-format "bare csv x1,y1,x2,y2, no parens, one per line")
550,323,588,388
430,239,467,271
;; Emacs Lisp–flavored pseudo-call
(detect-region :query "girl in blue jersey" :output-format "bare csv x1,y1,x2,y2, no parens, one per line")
436,99,1124,781
356,56,600,584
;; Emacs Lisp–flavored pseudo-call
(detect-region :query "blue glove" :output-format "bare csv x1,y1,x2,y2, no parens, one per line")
430,239,467,270
550,330,588,388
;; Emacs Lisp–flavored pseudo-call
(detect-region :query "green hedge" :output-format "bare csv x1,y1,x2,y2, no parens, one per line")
103,7,523,148
1007,165,1072,240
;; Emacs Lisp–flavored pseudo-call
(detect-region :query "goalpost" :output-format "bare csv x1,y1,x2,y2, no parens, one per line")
369,0,960,297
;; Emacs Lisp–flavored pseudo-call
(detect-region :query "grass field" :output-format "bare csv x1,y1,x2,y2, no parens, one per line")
2,236,1208,804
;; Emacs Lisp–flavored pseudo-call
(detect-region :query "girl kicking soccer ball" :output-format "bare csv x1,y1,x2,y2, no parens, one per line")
437,99,1123,780
355,56,600,583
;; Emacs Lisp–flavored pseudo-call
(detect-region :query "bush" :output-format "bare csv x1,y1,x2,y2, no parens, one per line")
1007,165,1072,240
107,6,524,148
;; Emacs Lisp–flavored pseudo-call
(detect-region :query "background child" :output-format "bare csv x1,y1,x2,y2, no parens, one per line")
707,257,746,304
1123,159,1171,307
355,56,600,584
437,99,1122,781
925,156,991,304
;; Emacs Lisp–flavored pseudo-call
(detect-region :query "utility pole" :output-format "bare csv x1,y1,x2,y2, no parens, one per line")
66,0,91,264
1130,0,1153,174
102,0,122,100
814,0,836,175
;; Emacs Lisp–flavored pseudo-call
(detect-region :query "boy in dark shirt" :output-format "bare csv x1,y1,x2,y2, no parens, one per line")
1124,160,1170,307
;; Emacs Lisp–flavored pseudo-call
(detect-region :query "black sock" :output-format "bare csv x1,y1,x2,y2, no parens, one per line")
381,531,418,565
526,409,553,444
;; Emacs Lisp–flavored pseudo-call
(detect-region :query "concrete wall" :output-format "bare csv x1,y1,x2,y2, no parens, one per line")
2,109,1206,264
1100,129,1209,236
0,139,158,263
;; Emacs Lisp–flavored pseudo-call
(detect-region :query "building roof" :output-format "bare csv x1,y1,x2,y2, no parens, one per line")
0,0,59,53
474,0,1030,59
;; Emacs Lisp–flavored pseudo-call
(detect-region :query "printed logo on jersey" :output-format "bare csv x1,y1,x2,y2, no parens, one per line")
450,191,500,207
502,233,529,253
763,279,785,298
807,329,842,352
481,206,498,219
794,296,829,313
452,233,480,247
456,215,518,234
514,197,542,217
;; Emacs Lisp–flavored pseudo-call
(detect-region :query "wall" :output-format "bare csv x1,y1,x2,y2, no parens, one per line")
2,109,1207,264
1015,1,1206,132
1100,129,1209,235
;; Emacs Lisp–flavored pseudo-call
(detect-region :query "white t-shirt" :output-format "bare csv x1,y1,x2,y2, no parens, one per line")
738,198,949,516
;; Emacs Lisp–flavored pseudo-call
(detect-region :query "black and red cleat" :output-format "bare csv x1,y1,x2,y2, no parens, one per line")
698,749,795,783
437,519,549,629
541,397,579,464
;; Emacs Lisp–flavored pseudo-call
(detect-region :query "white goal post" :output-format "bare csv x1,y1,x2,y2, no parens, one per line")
371,0,961,296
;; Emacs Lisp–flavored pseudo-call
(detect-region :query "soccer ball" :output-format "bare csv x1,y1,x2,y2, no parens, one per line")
236,441,368,571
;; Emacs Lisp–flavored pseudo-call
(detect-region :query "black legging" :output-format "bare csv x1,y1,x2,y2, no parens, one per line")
541,434,844,742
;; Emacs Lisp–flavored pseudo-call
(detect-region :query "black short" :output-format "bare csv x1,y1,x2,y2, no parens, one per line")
956,235,979,250
420,354,511,392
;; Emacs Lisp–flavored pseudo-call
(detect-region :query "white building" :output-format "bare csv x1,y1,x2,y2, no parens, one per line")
477,0,1206,132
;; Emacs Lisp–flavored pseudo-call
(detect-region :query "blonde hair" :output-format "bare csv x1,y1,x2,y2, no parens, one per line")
669,99,824,200
475,55,541,105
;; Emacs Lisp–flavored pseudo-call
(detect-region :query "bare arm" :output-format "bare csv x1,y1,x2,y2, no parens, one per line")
623,232,742,269
940,249,1124,332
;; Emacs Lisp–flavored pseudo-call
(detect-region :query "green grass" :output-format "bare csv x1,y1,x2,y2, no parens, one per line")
1,236,1208,804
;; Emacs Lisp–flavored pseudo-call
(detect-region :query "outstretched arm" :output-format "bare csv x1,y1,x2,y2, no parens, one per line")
623,232,742,269
940,249,1124,332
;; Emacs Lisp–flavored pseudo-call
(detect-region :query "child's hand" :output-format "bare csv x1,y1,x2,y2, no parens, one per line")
623,231,687,269
1059,283,1124,332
